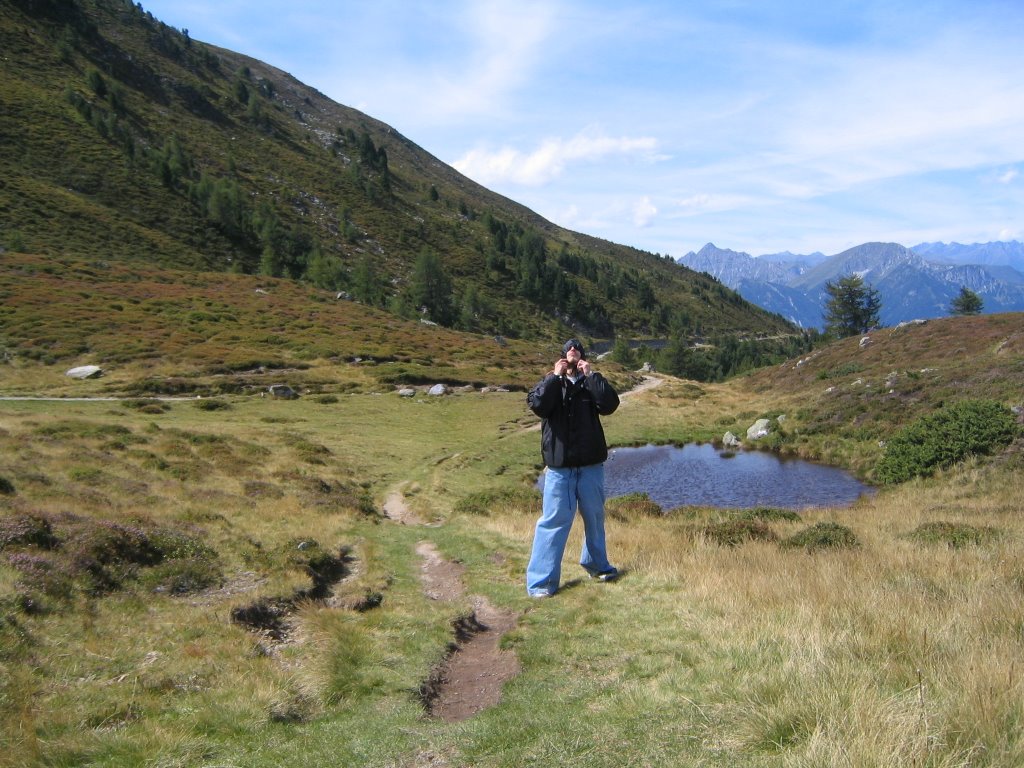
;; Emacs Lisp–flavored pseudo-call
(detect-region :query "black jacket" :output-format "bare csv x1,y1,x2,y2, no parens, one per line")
527,372,619,468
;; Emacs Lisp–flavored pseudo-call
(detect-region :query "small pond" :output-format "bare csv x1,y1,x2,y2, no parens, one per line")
538,443,873,510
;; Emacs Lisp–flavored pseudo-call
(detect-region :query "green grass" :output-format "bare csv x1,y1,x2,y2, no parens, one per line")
2,339,1023,766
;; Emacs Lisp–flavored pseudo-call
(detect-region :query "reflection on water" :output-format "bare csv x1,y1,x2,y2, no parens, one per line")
538,443,873,510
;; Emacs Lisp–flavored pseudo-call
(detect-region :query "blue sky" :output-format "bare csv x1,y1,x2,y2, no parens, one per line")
141,0,1024,257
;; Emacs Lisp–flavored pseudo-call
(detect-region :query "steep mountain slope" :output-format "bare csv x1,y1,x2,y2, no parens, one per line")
0,0,793,350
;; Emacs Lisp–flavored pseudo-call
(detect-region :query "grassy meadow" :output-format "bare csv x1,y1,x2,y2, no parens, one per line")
2,327,1023,767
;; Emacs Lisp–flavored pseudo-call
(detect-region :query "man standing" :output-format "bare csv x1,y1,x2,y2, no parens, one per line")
526,339,620,597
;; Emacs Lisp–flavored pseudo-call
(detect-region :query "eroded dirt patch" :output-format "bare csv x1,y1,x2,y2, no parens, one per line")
415,540,521,722
416,540,466,601
230,545,366,644
419,597,520,723
384,488,424,525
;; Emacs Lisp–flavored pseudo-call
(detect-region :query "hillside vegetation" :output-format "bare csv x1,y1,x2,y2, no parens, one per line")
0,0,793,349
1,313,1023,766
0,251,559,397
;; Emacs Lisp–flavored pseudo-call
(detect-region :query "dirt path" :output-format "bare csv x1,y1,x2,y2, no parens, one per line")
414,540,520,722
423,595,520,723
382,487,424,525
621,374,665,400
415,541,466,601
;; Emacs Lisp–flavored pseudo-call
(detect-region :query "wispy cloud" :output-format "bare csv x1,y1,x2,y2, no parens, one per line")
140,0,1024,254
453,131,658,186
632,196,657,227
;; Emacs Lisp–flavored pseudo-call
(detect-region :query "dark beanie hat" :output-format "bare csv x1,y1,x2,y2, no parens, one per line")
562,339,586,359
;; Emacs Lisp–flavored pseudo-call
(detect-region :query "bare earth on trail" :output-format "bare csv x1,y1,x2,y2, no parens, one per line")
383,488,424,524
415,541,466,602
620,374,664,401
414,540,521,722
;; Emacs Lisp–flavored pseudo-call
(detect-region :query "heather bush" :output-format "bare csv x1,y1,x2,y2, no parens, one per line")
5,551,75,609
875,399,1020,484
606,492,663,521
904,521,1001,549
454,486,539,516
739,506,802,523
782,522,860,551
142,557,223,594
194,398,232,411
701,518,778,547
0,513,58,550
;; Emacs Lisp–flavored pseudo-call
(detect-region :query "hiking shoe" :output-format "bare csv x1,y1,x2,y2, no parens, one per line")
528,589,553,598
588,568,619,582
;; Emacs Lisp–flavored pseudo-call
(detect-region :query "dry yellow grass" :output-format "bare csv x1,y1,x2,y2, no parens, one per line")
2,351,1022,765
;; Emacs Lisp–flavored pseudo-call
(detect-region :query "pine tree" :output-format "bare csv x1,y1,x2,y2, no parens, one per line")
410,249,454,326
949,286,983,316
823,275,882,338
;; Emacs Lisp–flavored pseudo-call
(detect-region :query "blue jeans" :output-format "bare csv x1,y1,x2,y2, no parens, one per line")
526,464,613,595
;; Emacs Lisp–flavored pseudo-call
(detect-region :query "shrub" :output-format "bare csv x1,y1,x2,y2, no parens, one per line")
740,506,802,523
782,522,859,551
606,492,662,521
5,551,75,605
123,399,171,414
0,513,58,550
454,487,539,516
194,398,232,411
904,521,1001,549
61,518,220,595
143,558,223,594
875,399,1020,484
0,477,15,495
701,519,778,547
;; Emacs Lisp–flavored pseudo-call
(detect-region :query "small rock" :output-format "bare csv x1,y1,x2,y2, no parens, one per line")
427,384,448,396
723,431,742,448
398,388,416,398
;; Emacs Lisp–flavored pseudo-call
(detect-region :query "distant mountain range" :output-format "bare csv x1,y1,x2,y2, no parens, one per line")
677,241,1024,329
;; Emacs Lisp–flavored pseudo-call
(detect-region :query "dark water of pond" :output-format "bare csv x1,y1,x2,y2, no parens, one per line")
538,443,873,510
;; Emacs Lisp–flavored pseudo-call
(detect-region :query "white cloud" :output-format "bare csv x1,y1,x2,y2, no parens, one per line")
632,196,658,227
997,169,1019,184
671,193,754,216
453,131,658,186
426,0,557,119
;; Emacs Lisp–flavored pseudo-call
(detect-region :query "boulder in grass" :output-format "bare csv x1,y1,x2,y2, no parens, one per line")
268,384,298,399
66,365,102,379
427,384,448,396
746,418,771,440
398,388,416,398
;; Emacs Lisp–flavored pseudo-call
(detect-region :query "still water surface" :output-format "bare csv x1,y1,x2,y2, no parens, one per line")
539,443,872,510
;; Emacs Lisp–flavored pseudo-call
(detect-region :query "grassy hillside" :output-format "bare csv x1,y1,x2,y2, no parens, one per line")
0,251,564,397
0,0,795,347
